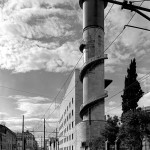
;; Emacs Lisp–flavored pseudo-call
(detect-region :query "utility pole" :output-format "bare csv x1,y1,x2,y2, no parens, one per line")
41,136,42,150
56,128,57,150
22,115,24,150
44,118,45,150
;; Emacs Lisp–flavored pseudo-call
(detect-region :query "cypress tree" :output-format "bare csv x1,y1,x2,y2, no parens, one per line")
121,58,144,114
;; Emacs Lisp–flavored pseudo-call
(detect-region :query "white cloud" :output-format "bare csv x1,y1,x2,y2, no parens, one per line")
0,0,149,74
0,112,8,116
1,0,79,39
9,95,50,103
9,95,60,120
0,112,9,120
0,0,83,73
104,2,150,74
138,92,150,108
108,101,116,106
138,69,150,91
0,38,82,73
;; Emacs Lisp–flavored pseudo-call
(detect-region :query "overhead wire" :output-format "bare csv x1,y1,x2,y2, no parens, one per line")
0,85,52,98
0,0,146,136
35,0,148,143
105,70,150,114
33,3,150,144
38,0,146,129
13,69,150,138
20,2,146,134
104,1,144,52
105,88,150,114
34,54,83,131
105,3,115,19
43,64,150,132
47,63,148,124
0,0,114,132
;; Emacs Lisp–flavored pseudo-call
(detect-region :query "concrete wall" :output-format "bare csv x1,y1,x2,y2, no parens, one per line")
75,69,83,125
75,120,105,150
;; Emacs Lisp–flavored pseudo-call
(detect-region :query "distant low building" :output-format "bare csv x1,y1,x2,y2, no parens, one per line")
47,137,58,150
16,130,38,150
0,124,17,150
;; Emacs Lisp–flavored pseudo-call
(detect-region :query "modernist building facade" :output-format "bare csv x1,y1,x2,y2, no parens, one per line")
58,69,83,150
0,124,17,150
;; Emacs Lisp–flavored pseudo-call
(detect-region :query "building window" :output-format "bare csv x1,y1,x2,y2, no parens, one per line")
69,102,71,108
72,134,73,140
64,119,66,125
69,135,71,140
72,121,74,128
64,110,66,116
72,145,73,150
67,106,68,111
69,113,71,119
72,110,73,116
72,98,73,104
64,128,66,134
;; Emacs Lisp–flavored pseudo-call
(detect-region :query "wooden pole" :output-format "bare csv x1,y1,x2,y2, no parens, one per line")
22,115,24,150
44,118,45,150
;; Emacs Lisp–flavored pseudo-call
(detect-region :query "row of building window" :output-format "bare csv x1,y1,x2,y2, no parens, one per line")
59,139,63,145
61,133,74,144
59,131,63,137
59,122,63,131
64,121,74,134
64,145,74,150
59,121,74,138
60,146,73,150
64,110,74,125
59,98,74,126
64,98,74,117
59,133,74,146
59,109,74,131
59,115,63,123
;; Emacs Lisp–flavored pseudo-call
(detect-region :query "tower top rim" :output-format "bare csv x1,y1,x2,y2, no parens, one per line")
79,0,108,9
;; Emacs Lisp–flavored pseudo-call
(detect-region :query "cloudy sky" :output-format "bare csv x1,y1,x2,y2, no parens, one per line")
0,0,150,145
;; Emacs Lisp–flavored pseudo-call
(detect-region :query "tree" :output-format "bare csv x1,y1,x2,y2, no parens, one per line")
118,109,150,150
121,58,144,114
101,115,120,144
119,58,150,150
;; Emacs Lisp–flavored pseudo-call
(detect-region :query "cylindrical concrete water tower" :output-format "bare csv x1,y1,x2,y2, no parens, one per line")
75,0,112,150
